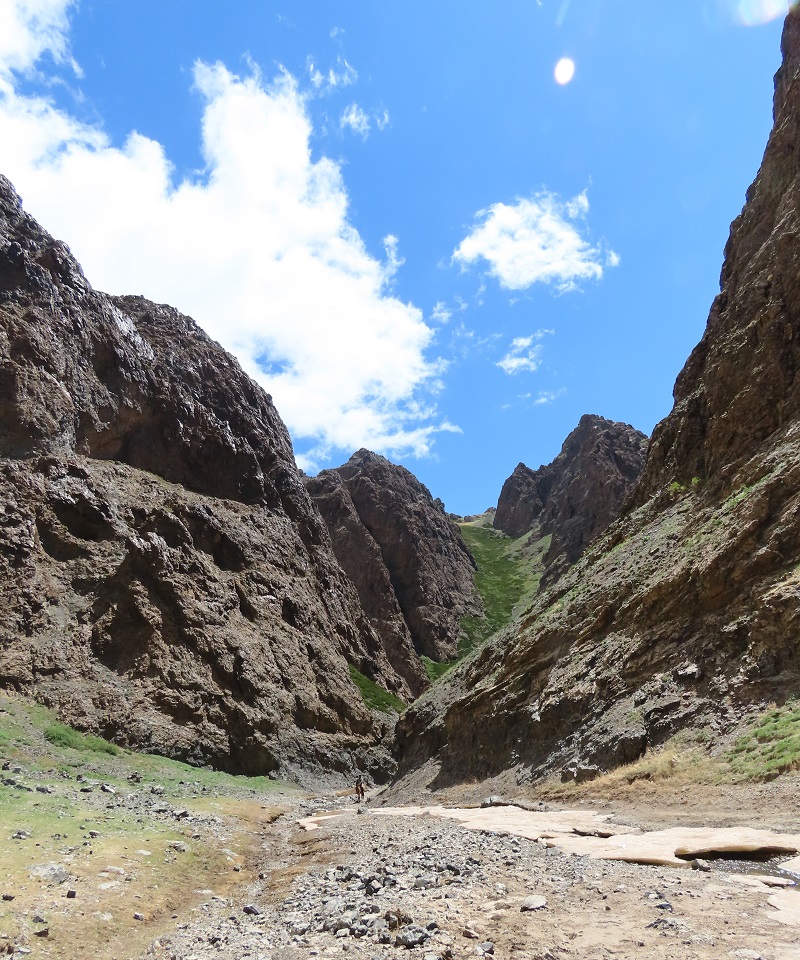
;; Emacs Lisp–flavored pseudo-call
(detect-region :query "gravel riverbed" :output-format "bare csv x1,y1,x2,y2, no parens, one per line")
141,796,800,960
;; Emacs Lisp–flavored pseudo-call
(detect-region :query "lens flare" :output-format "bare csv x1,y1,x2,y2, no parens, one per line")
554,57,575,85
734,0,790,26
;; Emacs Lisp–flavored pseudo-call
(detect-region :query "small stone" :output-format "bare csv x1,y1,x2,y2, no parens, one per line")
66,889,77,899
1,894,14,901
463,926,480,940
480,796,506,809
479,944,495,955
100,784,116,794
169,841,188,853
520,895,548,912
243,904,262,916
395,925,430,949
133,912,145,921
29,863,69,884
335,928,349,939
33,928,49,938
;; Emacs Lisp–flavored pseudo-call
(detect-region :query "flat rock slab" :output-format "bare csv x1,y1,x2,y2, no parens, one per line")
767,888,800,926
371,805,632,841
369,805,800,868
546,825,800,866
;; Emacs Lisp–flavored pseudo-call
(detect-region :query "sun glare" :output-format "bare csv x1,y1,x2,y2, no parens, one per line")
554,57,575,85
734,0,790,26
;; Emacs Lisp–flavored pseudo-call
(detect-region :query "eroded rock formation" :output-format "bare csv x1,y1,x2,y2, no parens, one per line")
395,10,800,788
307,450,482,666
0,175,412,782
493,415,648,587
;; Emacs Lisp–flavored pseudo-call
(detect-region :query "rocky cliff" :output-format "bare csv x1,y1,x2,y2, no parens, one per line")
394,10,800,789
306,450,483,667
0,175,414,783
493,415,648,587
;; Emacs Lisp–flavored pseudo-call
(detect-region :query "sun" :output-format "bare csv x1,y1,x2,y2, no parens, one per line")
554,57,575,85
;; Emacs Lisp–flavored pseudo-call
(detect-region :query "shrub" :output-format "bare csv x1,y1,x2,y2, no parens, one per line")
43,723,119,755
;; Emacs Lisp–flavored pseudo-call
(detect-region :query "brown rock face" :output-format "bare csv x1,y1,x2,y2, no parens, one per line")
493,415,648,586
304,469,428,696
394,11,800,788
0,175,411,782
307,450,482,664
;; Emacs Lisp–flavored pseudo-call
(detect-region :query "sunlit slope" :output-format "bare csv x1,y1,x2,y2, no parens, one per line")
459,513,550,655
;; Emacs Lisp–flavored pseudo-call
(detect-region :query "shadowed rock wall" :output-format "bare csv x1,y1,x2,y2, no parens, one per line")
0,175,412,783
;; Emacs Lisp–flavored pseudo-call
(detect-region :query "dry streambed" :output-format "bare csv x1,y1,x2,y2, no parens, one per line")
141,799,800,960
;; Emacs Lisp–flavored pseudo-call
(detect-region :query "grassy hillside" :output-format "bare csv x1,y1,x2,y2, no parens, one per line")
459,513,549,655
0,693,298,958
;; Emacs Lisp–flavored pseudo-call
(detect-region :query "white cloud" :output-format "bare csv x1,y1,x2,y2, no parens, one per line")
534,388,565,405
0,0,76,82
431,301,452,325
453,189,617,293
340,102,370,138
497,330,553,375
306,55,357,93
0,8,448,468
376,109,390,130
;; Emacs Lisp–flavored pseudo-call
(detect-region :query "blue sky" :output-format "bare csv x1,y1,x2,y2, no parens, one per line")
0,1,790,515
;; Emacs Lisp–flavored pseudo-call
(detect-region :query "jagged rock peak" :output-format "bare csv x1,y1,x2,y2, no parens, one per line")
634,6,800,504
307,450,483,664
494,414,648,584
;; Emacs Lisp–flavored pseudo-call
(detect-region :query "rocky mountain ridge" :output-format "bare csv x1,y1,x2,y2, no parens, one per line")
394,9,800,789
0,174,420,783
306,449,483,680
493,414,648,589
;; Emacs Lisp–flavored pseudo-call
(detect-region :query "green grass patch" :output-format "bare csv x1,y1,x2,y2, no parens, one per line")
348,665,406,713
727,704,800,779
458,521,549,656
420,655,454,682
43,722,120,755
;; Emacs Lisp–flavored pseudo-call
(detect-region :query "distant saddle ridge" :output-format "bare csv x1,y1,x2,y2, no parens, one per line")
394,10,800,789
493,414,648,588
0,174,417,783
306,449,483,680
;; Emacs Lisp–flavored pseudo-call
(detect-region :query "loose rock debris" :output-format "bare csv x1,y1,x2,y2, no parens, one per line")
143,800,800,960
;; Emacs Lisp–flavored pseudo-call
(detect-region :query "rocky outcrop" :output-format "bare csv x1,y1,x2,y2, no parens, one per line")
307,450,483,665
0,174,413,782
303,469,428,696
394,10,800,788
493,415,648,587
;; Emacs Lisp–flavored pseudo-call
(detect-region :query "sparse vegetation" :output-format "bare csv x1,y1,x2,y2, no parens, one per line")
420,655,454,682
0,693,297,958
349,665,406,713
727,703,800,779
